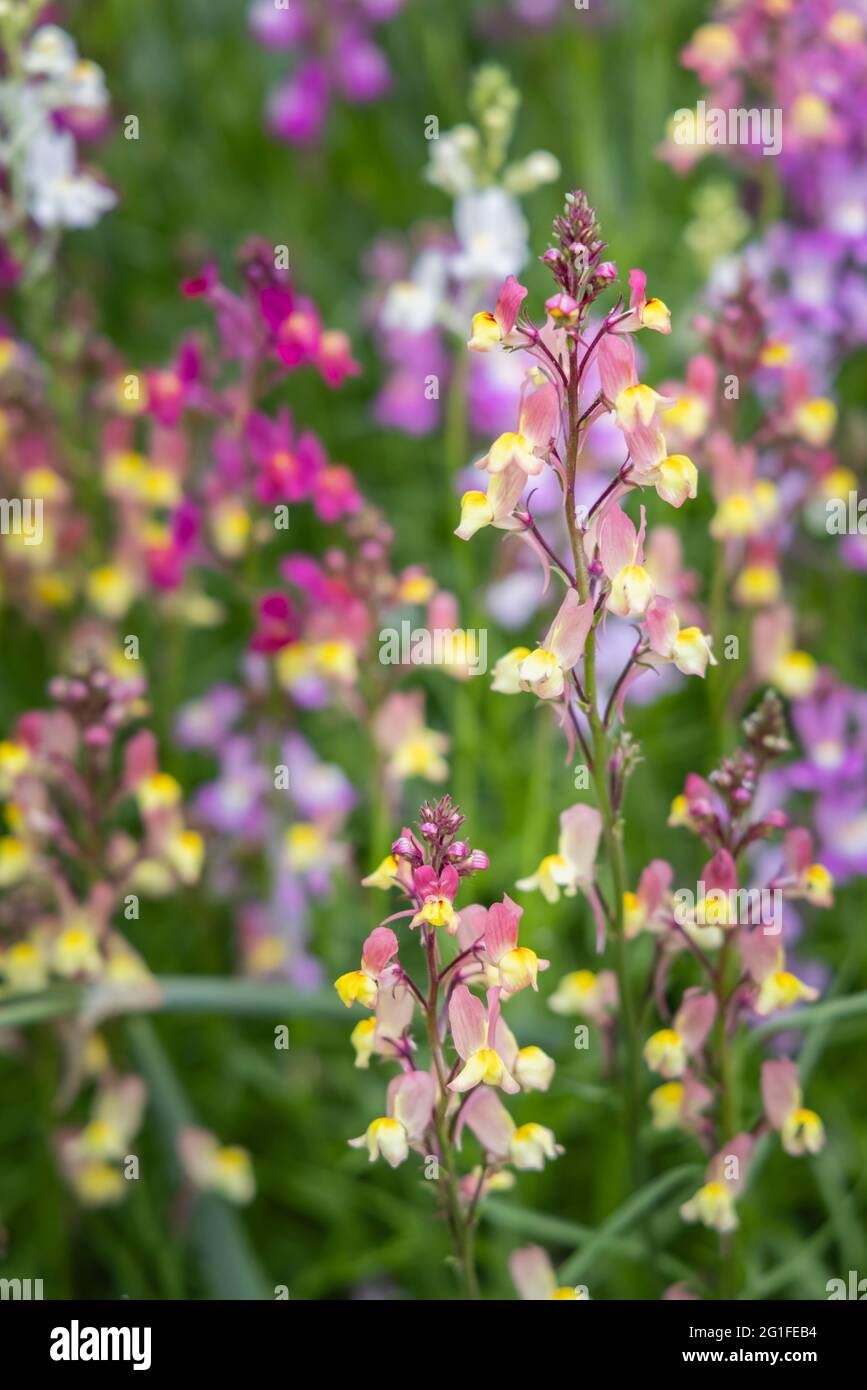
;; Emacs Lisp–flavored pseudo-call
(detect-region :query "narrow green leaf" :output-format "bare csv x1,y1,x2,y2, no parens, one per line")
746,992,867,1049
557,1163,703,1284
126,1016,269,1301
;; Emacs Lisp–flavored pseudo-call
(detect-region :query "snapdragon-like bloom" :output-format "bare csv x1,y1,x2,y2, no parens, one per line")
762,1059,825,1157
680,1134,754,1234
599,503,655,619
334,926,399,1008
644,596,716,678
513,589,594,700
644,990,717,1079
509,1245,584,1300
474,382,558,478
349,1071,436,1168
517,803,606,944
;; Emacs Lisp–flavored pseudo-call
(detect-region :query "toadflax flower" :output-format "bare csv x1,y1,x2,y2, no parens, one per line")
509,1245,584,1300
761,1059,825,1157
680,1133,754,1234
448,985,520,1094
334,925,399,1007
644,989,717,1079
512,589,594,700
517,803,607,947
350,1071,436,1168
456,1086,563,1171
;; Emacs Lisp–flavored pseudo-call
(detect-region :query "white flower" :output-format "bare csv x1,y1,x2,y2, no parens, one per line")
379,247,448,335
59,60,110,113
24,125,117,229
22,25,78,79
424,124,480,197
450,188,529,283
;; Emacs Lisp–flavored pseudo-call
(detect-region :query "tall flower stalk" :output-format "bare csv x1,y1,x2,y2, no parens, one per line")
338,794,565,1299
458,189,712,1184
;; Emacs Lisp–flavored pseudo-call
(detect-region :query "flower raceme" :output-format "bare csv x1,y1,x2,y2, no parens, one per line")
340,797,562,1295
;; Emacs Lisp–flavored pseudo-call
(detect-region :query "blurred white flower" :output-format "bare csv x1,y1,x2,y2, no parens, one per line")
451,187,528,282
24,125,116,228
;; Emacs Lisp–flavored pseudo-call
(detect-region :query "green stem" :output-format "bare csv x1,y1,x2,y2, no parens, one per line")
563,342,642,1191
424,928,479,1299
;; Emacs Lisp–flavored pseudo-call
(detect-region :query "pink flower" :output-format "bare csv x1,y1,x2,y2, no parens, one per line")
349,1070,435,1168
467,275,528,351
479,894,550,995
515,588,595,700
447,984,520,1094
473,381,559,478
599,503,655,618
509,1245,582,1300
614,268,672,335
680,1134,754,1233
761,1059,825,1156
410,864,460,931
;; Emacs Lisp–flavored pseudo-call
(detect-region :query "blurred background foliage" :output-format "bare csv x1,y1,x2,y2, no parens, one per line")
1,0,865,1300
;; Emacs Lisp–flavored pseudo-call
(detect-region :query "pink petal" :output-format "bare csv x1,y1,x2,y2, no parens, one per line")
644,596,679,657
638,859,674,914
483,899,520,964
585,882,608,953
783,827,813,876
597,332,637,402
709,1132,754,1195
739,928,781,983
544,588,594,670
448,983,487,1060
389,1070,436,1141
628,267,648,311
674,988,717,1054
509,1246,557,1301
495,275,528,336
761,1058,800,1132
439,864,460,899
519,381,559,451
598,504,637,579
702,848,738,896
559,803,603,882
361,925,399,977
456,904,488,952
456,1084,514,1157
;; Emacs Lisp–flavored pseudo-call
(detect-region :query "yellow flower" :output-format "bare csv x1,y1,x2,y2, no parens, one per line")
0,835,31,887
210,1145,255,1204
334,970,378,1010
643,1028,687,1078
285,822,325,872
166,829,205,884
350,1017,377,1069
136,771,182,813
755,969,818,1016
0,740,30,794
361,854,399,890
781,1107,825,1156
52,926,102,979
771,649,817,700
650,1081,686,1131
680,1180,737,1233
86,564,137,619
1,939,48,992
73,1160,126,1207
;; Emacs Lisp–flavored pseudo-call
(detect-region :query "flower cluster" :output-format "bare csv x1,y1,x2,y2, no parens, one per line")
0,666,201,994
367,64,559,437
339,796,561,1296
635,692,831,1235
249,0,405,145
0,17,116,283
